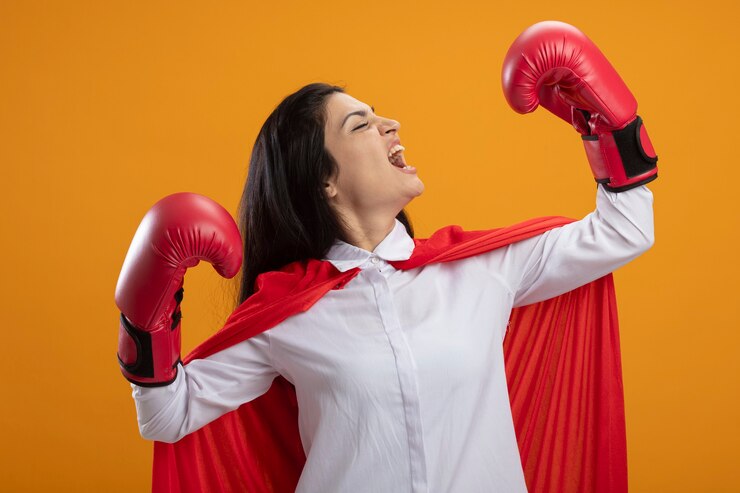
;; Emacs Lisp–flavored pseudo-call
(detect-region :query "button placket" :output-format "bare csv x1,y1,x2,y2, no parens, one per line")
365,268,429,493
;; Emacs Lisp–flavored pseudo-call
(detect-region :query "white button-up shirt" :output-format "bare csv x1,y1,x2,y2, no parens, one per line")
133,184,654,492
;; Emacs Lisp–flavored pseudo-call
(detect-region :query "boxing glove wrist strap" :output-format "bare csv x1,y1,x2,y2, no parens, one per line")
582,115,659,192
116,314,181,387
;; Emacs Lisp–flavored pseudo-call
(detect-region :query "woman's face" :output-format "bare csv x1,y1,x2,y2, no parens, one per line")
323,92,424,217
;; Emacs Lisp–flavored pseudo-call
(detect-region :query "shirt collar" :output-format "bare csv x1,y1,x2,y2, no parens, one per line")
322,218,415,272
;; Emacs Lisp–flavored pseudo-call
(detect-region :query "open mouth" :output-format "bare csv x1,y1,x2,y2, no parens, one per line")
388,144,408,168
389,153,407,168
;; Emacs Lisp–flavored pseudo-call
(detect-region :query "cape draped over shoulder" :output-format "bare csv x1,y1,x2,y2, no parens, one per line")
151,216,628,493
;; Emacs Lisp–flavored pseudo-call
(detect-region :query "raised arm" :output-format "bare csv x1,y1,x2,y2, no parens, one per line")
488,20,658,306
115,192,261,442
480,183,653,308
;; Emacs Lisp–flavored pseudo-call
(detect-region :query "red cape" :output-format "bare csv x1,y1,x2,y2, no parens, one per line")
152,216,627,493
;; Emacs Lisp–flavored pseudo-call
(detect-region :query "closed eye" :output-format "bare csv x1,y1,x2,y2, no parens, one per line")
353,122,368,131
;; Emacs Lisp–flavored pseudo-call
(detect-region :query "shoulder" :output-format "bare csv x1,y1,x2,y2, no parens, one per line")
407,217,573,266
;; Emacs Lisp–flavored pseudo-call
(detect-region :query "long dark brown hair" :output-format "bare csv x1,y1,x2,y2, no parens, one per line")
236,82,414,304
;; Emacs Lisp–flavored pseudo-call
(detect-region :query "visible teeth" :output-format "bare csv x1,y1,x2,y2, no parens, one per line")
388,144,405,158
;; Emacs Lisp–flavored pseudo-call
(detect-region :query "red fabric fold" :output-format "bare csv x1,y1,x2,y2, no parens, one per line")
152,216,627,493
505,274,626,492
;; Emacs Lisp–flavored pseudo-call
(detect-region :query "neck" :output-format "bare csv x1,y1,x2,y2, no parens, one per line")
338,213,397,253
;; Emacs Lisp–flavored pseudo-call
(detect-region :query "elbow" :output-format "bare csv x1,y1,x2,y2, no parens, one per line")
625,229,653,259
621,229,654,264
138,420,183,444
644,231,655,251
638,218,655,253
635,226,655,254
610,214,654,256
602,223,654,258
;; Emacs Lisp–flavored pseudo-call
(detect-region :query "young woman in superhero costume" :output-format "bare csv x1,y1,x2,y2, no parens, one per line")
116,21,658,493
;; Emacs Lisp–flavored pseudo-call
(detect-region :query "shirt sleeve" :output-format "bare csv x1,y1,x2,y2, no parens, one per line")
479,183,655,308
131,332,279,443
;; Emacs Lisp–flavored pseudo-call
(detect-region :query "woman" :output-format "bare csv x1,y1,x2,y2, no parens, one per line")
123,82,655,492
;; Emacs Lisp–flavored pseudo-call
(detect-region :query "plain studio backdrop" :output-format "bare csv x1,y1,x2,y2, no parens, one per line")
1,1,738,491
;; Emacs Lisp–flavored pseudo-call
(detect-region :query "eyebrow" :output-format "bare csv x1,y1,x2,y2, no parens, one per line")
340,105,375,129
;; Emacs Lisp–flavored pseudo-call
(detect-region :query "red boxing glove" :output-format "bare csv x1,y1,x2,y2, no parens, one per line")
115,193,242,386
502,20,658,192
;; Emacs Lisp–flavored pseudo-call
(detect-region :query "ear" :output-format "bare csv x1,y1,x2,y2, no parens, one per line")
324,178,338,200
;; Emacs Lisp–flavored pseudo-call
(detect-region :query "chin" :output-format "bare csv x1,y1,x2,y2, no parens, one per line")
411,178,425,196
401,187,424,208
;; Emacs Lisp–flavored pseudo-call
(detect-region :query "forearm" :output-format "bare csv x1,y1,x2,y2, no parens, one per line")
131,337,279,443
132,364,195,443
587,182,654,249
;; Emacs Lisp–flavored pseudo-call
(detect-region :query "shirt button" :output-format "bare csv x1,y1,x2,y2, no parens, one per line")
370,256,379,264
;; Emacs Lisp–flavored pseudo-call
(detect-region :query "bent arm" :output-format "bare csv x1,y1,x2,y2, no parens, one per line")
131,333,279,443
481,183,654,307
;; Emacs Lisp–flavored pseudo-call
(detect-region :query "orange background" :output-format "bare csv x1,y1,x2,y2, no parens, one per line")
2,0,738,491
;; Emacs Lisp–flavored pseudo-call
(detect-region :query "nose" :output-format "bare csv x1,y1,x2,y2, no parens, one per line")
379,117,400,135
